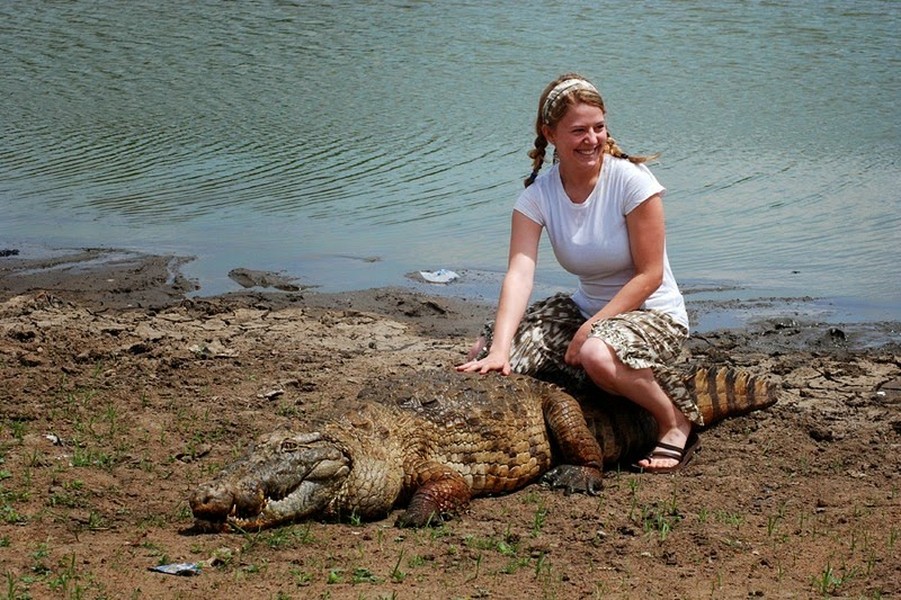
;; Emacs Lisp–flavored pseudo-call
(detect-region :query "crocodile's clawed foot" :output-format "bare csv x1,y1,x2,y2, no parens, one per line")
541,464,603,496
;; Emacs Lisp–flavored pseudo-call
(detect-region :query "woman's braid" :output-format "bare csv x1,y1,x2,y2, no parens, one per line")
524,135,548,188
605,135,631,161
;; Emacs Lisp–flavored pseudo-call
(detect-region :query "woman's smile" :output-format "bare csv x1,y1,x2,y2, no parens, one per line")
546,101,607,172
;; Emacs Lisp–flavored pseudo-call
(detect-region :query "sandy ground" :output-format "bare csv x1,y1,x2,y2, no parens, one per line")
0,249,899,599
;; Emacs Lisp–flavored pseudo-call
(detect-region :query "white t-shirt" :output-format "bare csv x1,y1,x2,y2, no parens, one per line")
514,157,689,329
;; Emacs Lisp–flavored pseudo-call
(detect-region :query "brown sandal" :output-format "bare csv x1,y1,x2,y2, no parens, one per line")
632,432,700,474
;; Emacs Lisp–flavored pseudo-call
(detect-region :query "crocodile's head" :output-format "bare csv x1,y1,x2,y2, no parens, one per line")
189,431,351,532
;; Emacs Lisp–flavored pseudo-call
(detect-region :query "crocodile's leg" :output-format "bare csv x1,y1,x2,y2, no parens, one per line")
395,462,471,528
540,386,605,494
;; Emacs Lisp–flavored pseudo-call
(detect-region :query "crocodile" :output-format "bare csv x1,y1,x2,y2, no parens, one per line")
190,366,778,531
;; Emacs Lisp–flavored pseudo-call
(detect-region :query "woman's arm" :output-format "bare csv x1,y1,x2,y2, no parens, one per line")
456,210,542,374
564,193,666,366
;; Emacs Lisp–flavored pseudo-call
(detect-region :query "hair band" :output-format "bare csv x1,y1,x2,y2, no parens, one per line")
541,78,599,124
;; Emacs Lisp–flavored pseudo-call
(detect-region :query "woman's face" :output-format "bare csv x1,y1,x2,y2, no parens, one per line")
544,101,607,173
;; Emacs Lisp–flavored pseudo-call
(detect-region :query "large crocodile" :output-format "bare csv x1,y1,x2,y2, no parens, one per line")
190,366,778,531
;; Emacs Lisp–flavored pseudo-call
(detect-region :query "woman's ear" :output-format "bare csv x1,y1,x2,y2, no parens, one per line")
541,124,555,146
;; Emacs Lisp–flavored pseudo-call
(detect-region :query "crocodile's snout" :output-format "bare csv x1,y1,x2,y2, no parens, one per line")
189,431,353,531
189,483,265,523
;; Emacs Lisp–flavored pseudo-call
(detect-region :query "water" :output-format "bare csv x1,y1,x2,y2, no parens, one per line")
2,0,899,323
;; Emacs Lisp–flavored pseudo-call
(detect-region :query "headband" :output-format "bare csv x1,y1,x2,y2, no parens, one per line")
541,78,599,124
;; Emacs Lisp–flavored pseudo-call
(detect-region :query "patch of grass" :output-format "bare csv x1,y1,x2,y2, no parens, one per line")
3,541,98,599
0,505,25,525
628,484,684,541
467,553,482,582
174,504,193,522
500,556,530,574
715,509,744,530
463,531,520,555
0,483,28,525
407,553,430,568
390,549,407,582
46,553,87,597
812,561,859,596
70,446,115,470
530,498,548,537
84,510,107,531
533,551,550,579
290,567,313,586
140,540,171,566
766,513,781,537
637,501,683,541
350,566,379,584
424,522,452,541
239,524,317,556
275,401,300,418
48,480,86,509
5,419,28,442
4,571,29,600
265,524,316,549
459,527,561,580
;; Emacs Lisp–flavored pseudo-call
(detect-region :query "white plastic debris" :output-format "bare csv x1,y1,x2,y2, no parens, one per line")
149,562,201,576
149,551,230,576
419,269,459,284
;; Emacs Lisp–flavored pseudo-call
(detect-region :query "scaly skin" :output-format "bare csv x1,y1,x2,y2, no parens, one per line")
190,367,778,530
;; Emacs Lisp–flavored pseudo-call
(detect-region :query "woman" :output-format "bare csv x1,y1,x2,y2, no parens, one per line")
456,73,701,473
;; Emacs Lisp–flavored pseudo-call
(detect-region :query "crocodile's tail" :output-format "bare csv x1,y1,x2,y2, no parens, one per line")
686,365,780,426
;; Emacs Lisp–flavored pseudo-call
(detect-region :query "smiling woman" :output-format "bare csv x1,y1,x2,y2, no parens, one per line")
457,73,697,473
543,102,608,203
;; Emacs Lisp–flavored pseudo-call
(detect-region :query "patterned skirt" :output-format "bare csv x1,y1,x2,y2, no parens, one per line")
476,292,703,425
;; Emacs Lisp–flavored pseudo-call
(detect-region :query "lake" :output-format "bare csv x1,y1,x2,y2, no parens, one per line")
2,0,899,325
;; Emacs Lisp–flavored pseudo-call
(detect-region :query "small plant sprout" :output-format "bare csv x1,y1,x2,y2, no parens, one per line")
390,549,407,582
531,498,548,537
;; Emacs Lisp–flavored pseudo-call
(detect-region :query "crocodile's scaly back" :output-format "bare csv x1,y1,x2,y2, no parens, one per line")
337,371,556,514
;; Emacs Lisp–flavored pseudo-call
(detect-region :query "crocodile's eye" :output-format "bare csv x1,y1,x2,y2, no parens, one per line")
280,439,299,452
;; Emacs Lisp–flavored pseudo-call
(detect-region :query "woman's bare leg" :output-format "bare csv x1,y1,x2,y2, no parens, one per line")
579,337,692,470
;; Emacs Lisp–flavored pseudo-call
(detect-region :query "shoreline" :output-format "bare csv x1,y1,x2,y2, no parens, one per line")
1,247,897,351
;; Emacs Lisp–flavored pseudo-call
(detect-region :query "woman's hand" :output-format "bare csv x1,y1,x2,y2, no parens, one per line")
455,351,512,375
564,320,593,367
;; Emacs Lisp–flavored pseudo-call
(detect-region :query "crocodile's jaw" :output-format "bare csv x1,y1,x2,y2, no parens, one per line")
190,431,351,531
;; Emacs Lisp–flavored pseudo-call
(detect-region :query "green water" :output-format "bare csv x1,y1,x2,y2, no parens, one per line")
2,1,898,321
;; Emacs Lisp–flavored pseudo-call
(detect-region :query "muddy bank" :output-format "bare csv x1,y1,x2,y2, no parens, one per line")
0,248,898,598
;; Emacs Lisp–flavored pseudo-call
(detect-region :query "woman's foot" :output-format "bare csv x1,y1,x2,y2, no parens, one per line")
634,429,699,473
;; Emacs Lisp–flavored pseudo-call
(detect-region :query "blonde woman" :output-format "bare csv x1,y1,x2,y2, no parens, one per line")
457,73,700,473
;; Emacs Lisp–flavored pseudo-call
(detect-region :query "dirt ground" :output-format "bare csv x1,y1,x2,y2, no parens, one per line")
0,250,898,599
